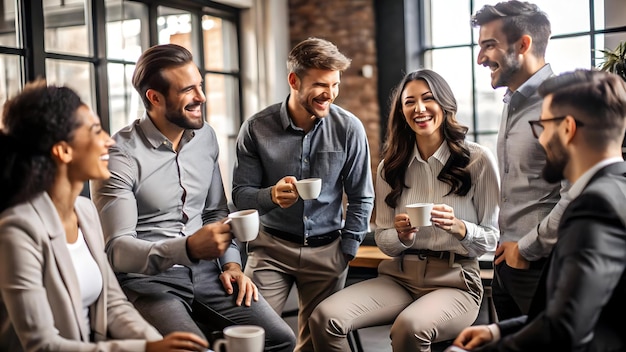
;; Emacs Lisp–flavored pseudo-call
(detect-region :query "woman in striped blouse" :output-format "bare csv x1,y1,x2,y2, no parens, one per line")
310,69,500,352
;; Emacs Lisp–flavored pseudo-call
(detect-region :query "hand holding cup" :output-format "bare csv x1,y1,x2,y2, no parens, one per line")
225,209,259,242
294,178,322,200
406,203,434,227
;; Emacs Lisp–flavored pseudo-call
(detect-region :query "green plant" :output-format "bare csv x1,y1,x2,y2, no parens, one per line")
597,41,626,81
596,41,626,154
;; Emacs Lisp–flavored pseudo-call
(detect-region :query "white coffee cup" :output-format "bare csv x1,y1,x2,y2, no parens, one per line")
226,209,259,242
294,178,322,200
213,325,265,352
406,203,434,227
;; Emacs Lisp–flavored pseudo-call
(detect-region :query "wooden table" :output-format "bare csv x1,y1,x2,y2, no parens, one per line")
350,245,391,269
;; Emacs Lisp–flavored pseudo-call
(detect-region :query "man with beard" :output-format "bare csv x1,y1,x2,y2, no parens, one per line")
232,37,374,351
472,1,571,321
90,44,296,351
449,69,626,352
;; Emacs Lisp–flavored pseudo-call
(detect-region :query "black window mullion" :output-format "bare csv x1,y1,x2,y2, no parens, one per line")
22,0,45,81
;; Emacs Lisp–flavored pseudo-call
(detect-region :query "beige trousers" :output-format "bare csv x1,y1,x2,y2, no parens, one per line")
244,230,349,352
309,254,483,352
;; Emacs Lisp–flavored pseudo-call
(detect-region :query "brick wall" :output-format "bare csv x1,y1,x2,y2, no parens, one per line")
288,0,381,179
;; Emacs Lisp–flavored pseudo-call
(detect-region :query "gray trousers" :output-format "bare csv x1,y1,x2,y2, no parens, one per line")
117,260,296,352
309,254,483,352
244,230,349,352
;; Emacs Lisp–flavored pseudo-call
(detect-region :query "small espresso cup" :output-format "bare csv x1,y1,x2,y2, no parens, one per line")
406,203,434,227
226,209,259,242
213,325,265,352
294,178,322,200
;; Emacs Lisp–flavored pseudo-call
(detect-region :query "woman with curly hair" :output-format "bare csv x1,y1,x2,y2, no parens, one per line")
310,69,500,351
0,80,208,352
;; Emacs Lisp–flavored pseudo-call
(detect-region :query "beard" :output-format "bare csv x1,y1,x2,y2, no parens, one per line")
164,101,204,130
296,92,328,119
541,134,568,183
493,47,522,88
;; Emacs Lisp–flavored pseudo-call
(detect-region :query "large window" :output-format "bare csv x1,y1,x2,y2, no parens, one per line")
418,0,626,155
2,0,242,199
0,0,23,122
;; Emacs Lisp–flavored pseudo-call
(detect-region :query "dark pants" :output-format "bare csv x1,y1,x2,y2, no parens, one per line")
492,258,547,320
117,260,296,352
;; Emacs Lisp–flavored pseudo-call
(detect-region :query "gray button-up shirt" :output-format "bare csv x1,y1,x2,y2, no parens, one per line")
232,97,375,257
497,64,570,260
91,115,239,275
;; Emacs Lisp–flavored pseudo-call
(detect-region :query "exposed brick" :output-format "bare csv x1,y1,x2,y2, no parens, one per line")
288,0,381,182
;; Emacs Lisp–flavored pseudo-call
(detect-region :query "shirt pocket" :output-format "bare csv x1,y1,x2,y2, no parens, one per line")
312,151,345,179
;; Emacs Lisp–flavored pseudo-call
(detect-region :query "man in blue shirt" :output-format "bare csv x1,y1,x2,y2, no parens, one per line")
232,37,375,352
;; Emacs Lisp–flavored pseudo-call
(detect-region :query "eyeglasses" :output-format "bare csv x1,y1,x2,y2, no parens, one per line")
527,116,585,139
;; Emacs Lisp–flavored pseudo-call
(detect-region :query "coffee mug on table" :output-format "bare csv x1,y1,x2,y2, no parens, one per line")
294,177,322,200
406,203,434,227
212,325,265,352
226,209,260,242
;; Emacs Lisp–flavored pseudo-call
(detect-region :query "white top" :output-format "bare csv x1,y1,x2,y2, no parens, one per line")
66,228,103,333
375,141,500,258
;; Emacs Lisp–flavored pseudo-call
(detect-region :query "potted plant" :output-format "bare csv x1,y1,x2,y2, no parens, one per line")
597,41,626,81
596,41,626,155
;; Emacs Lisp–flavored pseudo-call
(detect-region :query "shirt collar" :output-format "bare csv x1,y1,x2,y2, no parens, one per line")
280,95,324,132
410,140,449,166
567,157,624,199
138,113,195,149
503,63,553,104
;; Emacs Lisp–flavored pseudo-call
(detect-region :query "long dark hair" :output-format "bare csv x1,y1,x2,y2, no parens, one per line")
381,69,471,208
0,80,83,212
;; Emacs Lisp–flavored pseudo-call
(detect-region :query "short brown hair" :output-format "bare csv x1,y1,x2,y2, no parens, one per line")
538,69,626,150
132,44,194,110
287,37,351,78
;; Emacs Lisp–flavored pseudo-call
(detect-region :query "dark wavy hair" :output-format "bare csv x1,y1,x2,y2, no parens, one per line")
0,80,83,212
471,0,551,58
381,69,471,208
132,43,194,110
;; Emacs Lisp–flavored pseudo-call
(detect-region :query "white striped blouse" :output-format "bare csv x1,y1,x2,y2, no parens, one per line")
375,140,500,258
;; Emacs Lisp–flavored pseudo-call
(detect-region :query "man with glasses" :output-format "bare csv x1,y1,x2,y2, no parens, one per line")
528,116,585,139
450,69,626,351
472,0,571,321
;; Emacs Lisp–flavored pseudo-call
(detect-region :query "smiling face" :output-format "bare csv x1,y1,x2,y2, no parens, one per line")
477,19,523,89
290,68,341,119
67,105,115,182
160,62,206,129
401,79,444,142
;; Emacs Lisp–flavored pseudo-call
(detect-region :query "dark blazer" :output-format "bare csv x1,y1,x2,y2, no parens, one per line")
481,162,626,352
0,193,162,351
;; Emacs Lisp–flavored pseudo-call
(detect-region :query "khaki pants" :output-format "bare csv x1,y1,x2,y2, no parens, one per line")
244,230,349,352
309,254,483,352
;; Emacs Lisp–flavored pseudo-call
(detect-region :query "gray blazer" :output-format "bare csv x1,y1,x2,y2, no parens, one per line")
0,192,162,352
